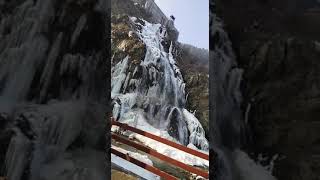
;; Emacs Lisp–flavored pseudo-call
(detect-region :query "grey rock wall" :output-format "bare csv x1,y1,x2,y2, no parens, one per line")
215,0,320,179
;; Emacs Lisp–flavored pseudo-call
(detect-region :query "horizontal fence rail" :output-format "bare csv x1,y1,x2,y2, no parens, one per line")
111,147,178,180
112,133,209,179
111,119,209,160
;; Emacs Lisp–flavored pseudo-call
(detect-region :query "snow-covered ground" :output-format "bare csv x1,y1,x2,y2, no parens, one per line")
111,112,209,167
111,146,160,180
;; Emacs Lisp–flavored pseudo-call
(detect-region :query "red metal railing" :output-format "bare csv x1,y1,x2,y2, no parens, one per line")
112,133,209,178
111,119,209,160
111,118,209,179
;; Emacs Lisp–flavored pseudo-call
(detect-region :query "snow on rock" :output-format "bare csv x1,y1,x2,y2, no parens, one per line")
183,109,209,151
257,153,279,173
112,145,153,166
233,150,277,180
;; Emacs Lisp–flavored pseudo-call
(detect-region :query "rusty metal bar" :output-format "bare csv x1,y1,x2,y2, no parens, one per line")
112,133,209,179
111,148,178,180
111,119,209,160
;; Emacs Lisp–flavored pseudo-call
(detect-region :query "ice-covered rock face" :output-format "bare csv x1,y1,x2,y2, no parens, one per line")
210,2,277,180
0,0,108,179
210,5,244,150
3,101,107,180
0,0,107,109
112,17,208,151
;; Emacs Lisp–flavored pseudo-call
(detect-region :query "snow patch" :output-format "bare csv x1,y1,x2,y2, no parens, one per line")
111,111,209,167
111,154,160,180
112,146,153,166
233,150,277,180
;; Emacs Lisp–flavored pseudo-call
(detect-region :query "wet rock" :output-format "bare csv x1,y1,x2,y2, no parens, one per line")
168,108,189,146
226,28,320,180
215,1,320,179
0,127,14,176
0,112,9,129
184,73,209,136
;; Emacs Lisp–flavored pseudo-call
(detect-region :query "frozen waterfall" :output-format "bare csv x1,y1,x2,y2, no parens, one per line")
0,1,107,179
210,1,277,179
111,17,209,167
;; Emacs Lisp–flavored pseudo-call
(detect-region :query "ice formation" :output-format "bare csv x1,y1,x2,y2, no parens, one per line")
111,17,209,167
112,145,153,166
210,1,278,179
233,150,277,180
0,0,107,179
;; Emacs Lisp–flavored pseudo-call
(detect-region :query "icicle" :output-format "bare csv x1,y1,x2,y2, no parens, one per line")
111,56,129,98
245,103,251,124
5,131,32,180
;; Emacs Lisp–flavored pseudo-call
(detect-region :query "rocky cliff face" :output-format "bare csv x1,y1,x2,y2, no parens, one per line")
175,44,209,136
111,12,209,152
243,37,320,180
215,0,320,179
111,0,209,144
0,0,109,179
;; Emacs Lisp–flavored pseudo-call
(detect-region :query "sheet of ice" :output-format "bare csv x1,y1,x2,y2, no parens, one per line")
0,35,49,103
5,131,32,180
111,56,129,98
182,109,209,151
111,154,160,180
233,150,277,180
112,145,153,166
